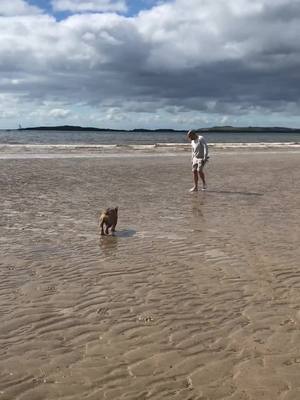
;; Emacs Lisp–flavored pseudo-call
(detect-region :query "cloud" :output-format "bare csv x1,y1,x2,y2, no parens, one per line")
51,0,127,13
0,0,42,16
1,0,300,128
49,108,71,118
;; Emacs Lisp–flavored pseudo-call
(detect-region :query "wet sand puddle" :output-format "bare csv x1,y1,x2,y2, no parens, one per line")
0,153,299,399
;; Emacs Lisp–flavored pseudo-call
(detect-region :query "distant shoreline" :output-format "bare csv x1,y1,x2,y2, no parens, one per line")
6,125,300,133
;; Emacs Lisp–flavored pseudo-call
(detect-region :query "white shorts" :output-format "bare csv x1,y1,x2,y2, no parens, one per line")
192,157,207,171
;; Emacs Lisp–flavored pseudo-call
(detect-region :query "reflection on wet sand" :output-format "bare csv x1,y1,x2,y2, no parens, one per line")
98,229,136,257
191,196,205,216
99,234,119,257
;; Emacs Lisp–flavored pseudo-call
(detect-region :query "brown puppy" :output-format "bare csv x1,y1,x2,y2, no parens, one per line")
99,207,118,235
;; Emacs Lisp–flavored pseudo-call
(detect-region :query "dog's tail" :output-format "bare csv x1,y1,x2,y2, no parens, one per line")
97,210,105,220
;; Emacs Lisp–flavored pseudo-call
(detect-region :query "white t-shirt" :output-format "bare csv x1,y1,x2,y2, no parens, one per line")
191,135,208,163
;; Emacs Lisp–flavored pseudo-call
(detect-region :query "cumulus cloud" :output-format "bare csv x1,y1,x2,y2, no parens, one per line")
1,0,300,128
0,0,42,16
51,0,127,13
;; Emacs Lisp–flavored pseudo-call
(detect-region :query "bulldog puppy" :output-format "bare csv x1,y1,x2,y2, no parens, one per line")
99,207,118,235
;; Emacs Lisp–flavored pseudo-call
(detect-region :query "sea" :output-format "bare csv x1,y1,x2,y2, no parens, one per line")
0,129,300,146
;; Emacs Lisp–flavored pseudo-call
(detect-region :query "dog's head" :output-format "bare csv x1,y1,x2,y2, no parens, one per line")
104,207,118,217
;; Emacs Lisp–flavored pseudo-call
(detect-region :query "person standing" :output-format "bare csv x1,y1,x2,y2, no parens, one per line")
187,129,209,192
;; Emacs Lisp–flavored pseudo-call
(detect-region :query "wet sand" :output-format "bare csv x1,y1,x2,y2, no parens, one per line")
0,151,300,399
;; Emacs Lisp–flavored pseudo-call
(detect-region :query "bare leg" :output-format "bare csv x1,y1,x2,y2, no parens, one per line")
112,215,118,233
190,170,199,191
199,167,207,189
100,222,105,236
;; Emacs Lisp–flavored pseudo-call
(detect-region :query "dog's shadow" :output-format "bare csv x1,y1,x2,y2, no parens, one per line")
99,229,136,239
113,229,137,238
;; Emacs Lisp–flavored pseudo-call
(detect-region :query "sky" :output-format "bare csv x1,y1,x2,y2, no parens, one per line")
1,0,300,130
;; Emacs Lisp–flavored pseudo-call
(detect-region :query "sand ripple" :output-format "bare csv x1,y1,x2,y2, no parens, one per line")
0,153,299,399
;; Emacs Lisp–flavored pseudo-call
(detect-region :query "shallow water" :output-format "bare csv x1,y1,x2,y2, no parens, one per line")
1,128,300,145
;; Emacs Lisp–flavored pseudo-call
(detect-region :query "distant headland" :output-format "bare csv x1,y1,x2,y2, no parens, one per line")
14,125,300,133
199,126,300,133
17,125,185,132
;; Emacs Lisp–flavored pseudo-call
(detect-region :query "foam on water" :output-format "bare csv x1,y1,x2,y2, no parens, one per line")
0,142,299,150
0,142,299,159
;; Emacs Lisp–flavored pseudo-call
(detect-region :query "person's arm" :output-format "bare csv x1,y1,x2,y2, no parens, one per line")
201,138,208,160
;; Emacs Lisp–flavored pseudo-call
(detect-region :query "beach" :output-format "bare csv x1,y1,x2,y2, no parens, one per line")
0,150,300,399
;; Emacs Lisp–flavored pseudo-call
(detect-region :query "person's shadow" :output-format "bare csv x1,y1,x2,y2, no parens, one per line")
205,189,263,197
